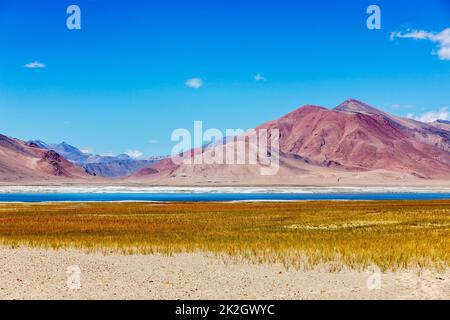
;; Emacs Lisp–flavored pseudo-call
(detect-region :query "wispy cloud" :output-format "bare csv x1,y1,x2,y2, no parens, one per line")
386,103,413,110
407,107,449,123
24,61,46,68
99,152,114,157
185,78,203,89
391,28,450,60
149,139,159,144
254,73,266,81
125,150,144,159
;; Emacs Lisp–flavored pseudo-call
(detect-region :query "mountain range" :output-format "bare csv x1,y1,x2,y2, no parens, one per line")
130,99,450,186
27,141,162,178
0,135,90,183
1,99,449,186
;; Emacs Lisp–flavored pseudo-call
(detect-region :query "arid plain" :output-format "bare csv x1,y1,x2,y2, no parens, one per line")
0,200,449,299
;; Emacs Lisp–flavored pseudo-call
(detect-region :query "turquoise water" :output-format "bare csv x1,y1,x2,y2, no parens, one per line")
0,193,449,202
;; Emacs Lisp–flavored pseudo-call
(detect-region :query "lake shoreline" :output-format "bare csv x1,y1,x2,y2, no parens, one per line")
1,192,450,202
2,185,450,194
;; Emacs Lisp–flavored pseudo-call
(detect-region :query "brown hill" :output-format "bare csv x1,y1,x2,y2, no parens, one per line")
0,134,94,184
131,99,450,185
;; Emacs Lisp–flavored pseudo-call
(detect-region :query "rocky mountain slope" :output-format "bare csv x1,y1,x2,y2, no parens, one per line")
0,135,93,183
130,99,450,185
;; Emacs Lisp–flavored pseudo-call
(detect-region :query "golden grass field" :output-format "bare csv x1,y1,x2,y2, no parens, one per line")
0,200,449,271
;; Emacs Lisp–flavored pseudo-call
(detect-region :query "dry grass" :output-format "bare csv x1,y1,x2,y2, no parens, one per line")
0,200,449,271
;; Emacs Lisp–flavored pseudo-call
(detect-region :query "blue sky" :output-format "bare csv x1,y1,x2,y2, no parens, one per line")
1,0,450,157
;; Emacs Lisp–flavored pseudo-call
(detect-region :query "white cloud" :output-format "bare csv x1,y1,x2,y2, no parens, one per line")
125,150,144,159
185,78,203,89
407,107,449,123
391,28,450,60
81,147,94,154
254,73,266,81
24,61,46,68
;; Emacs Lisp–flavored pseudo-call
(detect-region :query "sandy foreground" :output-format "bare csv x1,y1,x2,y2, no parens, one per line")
0,247,449,300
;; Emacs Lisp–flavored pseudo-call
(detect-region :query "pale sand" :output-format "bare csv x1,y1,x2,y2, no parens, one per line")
2,185,450,194
0,248,449,300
